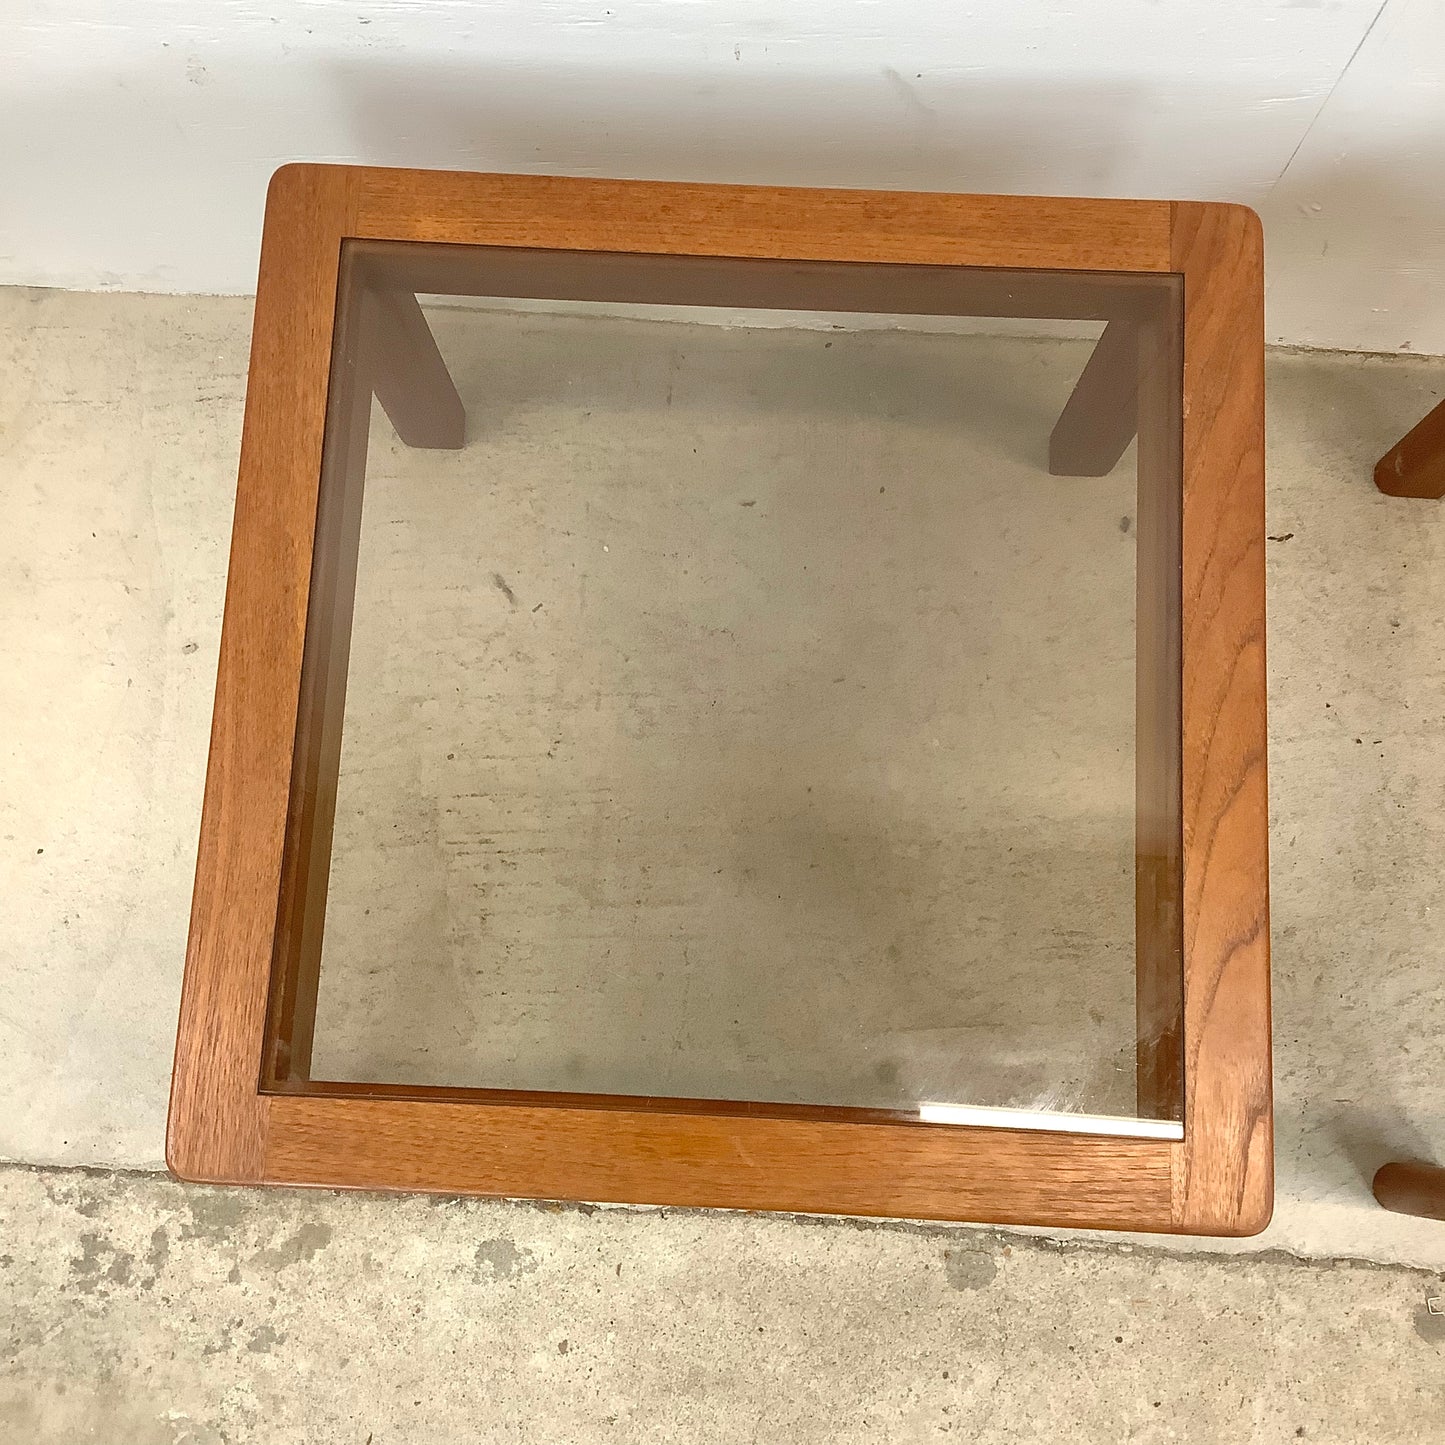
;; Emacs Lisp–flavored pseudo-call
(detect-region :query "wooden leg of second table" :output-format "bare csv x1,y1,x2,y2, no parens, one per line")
1375,396,1445,499
1373,1161,1445,1221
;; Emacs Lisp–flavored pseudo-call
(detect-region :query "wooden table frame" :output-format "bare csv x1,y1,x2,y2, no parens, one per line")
168,165,1271,1235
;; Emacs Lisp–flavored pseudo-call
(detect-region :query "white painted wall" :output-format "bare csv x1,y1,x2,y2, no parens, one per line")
4,0,1444,353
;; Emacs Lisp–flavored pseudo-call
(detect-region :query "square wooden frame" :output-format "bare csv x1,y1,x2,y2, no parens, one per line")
168,165,1270,1235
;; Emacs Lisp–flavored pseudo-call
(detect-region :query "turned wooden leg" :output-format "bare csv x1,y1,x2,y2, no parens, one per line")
1050,319,1140,477
1375,397,1445,499
1373,1161,1445,1220
1133,304,1184,1119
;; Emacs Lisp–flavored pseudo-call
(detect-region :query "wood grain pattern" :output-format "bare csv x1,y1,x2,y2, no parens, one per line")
264,1094,1173,1229
1170,202,1272,1235
1374,396,1445,499
167,165,358,1179
172,166,1271,1234
356,170,1173,274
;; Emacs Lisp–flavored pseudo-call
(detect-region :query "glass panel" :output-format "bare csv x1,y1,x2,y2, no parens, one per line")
278,240,1183,1129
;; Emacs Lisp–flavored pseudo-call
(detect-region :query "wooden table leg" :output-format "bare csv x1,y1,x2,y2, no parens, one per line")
1375,397,1445,498
370,286,466,450
1373,1161,1445,1220
1050,319,1140,477
1134,302,1184,1119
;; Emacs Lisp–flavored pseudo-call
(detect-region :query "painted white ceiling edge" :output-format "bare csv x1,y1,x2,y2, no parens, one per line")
3,0,1443,356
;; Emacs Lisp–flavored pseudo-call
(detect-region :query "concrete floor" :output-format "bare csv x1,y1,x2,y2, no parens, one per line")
4,1164,1444,1445
3,287,1445,1439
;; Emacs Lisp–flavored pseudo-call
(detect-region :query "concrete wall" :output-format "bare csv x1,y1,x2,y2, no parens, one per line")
5,0,1445,353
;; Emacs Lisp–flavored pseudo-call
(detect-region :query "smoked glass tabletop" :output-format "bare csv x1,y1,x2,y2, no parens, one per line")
283,240,1184,1133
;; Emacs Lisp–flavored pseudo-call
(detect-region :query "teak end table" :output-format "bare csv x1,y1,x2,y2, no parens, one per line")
169,165,1271,1235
